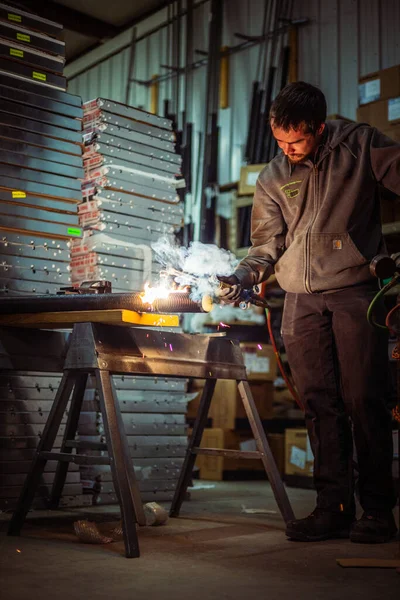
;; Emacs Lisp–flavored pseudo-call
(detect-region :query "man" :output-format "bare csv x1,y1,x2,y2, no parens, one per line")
219,81,398,543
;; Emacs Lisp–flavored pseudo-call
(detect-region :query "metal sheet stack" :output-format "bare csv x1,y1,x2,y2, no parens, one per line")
0,369,86,511
77,375,195,505
0,2,83,296
70,98,184,291
0,4,85,509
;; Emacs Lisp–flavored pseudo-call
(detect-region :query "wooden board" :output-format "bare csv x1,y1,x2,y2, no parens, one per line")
336,558,400,568
0,309,179,328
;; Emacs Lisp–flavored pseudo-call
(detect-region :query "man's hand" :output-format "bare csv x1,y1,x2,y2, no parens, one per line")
216,274,242,304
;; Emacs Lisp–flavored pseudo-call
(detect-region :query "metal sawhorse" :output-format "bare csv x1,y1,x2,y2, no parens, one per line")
0,322,295,558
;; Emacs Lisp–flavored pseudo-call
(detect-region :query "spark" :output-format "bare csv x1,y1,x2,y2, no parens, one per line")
257,344,263,350
16,549,21,553
140,282,171,305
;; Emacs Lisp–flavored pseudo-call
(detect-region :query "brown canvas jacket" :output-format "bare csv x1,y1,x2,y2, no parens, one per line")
235,120,400,293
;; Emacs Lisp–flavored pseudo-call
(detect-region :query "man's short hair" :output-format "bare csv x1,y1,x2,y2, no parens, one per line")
270,81,327,135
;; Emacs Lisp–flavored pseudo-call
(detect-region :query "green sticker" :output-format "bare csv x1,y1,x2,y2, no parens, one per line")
16,32,30,43
67,228,82,237
10,48,24,58
8,13,22,23
32,71,46,82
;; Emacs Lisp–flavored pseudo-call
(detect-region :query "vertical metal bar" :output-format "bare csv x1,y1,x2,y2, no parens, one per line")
8,371,75,536
199,0,223,241
96,369,144,558
49,372,88,509
170,378,217,517
125,27,137,105
237,379,295,523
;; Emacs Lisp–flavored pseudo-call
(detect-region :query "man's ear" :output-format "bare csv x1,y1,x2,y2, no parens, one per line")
317,123,326,136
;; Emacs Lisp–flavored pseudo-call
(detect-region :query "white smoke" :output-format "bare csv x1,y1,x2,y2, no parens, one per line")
151,236,239,301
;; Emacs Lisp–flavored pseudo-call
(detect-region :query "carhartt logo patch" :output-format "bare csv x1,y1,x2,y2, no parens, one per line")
333,240,342,250
280,180,302,199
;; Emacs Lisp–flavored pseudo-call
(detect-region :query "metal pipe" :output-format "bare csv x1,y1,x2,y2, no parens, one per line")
0,292,212,315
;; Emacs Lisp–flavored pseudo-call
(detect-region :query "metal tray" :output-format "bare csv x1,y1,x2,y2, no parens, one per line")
0,108,82,143
0,70,81,106
89,142,181,175
0,231,70,261
0,212,82,238
0,97,81,131
0,82,83,119
84,108,175,142
87,130,181,165
0,20,65,56
0,278,64,295
0,137,83,169
85,98,173,130
0,189,78,213
88,122,175,154
0,200,79,226
0,56,66,89
94,175,178,203
92,197,183,227
0,149,84,179
0,2,63,37
0,166,83,196
0,38,65,74
0,123,82,157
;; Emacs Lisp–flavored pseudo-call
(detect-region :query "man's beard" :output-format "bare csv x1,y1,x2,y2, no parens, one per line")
287,154,307,163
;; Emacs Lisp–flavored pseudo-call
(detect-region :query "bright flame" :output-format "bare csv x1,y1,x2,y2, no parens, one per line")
140,282,171,305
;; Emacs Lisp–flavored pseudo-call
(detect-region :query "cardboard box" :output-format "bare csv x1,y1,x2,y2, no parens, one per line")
194,428,285,480
240,342,277,381
238,164,267,196
284,428,313,477
357,96,400,130
382,123,400,143
186,379,274,427
358,65,400,105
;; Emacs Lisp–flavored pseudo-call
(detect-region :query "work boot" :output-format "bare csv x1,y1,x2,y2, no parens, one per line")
285,508,354,542
350,510,398,544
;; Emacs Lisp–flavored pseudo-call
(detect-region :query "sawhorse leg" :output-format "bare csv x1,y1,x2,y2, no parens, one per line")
237,380,295,522
8,371,76,535
49,372,88,508
96,369,146,558
170,379,216,517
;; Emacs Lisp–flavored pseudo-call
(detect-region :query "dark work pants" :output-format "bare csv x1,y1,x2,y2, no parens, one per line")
282,284,396,515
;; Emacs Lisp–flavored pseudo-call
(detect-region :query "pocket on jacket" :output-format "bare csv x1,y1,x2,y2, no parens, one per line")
274,233,307,292
309,232,368,290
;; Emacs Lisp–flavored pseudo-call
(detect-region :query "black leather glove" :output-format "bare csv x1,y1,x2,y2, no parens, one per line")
216,274,242,304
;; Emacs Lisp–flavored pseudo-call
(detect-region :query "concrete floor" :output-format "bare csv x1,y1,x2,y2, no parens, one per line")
0,481,399,600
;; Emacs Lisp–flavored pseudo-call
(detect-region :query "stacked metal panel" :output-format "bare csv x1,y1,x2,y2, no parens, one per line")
0,371,85,511
77,375,194,505
0,3,83,295
0,5,85,509
70,98,184,291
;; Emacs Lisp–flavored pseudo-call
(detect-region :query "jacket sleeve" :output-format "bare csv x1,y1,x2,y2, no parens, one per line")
369,127,400,194
234,177,286,288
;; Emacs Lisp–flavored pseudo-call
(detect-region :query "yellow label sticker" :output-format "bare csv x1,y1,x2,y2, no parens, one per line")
12,191,26,199
16,32,30,43
10,48,24,58
32,71,46,82
8,13,22,23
